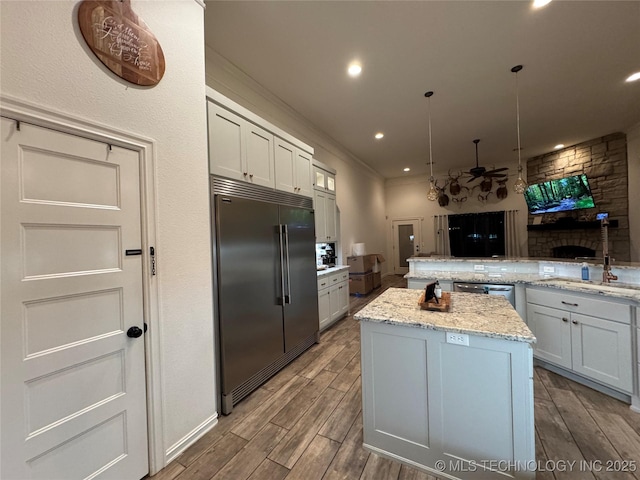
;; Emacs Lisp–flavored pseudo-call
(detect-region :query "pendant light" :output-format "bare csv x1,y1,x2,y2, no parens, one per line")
425,91,438,201
511,65,527,194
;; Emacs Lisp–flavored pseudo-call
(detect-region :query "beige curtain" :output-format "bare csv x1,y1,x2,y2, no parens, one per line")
433,215,451,256
504,209,521,257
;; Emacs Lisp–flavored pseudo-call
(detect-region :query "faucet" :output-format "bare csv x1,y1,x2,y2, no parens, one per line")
602,255,618,283
600,217,617,283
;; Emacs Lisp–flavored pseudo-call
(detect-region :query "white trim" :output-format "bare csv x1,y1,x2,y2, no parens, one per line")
165,413,219,464
193,0,206,9
0,94,165,475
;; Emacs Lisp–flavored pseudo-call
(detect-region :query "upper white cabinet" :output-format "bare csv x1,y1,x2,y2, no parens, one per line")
314,190,336,242
526,287,633,393
274,139,312,197
206,90,314,197
208,103,275,188
313,165,335,193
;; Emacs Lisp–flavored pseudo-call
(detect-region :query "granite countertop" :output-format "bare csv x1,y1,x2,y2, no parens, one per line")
405,271,640,303
317,265,350,277
407,256,640,269
406,271,546,284
354,288,535,343
529,278,640,302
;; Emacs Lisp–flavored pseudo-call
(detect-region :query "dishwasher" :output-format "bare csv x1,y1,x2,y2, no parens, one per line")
453,282,515,307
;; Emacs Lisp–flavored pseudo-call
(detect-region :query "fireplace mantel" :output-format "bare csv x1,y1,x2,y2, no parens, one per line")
527,219,619,231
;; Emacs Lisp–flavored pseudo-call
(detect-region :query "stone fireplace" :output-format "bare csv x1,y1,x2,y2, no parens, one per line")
527,132,630,261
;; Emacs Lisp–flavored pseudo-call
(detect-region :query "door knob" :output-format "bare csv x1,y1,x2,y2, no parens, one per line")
127,326,143,338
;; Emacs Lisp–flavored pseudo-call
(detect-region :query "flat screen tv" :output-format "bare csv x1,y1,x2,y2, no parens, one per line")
524,174,595,214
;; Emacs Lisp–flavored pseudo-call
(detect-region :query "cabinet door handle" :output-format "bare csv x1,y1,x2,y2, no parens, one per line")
562,317,569,322
561,301,579,307
572,320,579,325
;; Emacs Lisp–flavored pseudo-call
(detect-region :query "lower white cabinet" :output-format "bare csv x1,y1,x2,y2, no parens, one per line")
526,287,633,393
318,269,349,331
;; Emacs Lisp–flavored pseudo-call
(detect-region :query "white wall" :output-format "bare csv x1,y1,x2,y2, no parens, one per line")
205,50,388,270
627,123,640,262
0,0,216,467
386,169,529,262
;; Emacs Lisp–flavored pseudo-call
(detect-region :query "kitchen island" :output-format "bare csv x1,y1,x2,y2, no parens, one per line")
355,288,536,479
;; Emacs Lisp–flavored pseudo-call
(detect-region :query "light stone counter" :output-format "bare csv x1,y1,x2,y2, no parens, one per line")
316,265,349,278
354,288,535,343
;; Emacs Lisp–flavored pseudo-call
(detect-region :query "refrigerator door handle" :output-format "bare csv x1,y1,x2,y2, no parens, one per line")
283,224,292,304
277,224,286,306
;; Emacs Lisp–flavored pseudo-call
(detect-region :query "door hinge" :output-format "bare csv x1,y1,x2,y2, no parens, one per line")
150,246,156,275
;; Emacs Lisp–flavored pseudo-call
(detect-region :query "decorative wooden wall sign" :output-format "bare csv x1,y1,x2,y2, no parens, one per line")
78,0,165,86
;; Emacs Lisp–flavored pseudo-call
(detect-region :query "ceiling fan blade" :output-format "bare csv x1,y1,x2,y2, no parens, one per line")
466,176,479,183
484,167,509,174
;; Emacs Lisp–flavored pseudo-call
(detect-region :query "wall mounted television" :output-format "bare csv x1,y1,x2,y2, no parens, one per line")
524,174,595,215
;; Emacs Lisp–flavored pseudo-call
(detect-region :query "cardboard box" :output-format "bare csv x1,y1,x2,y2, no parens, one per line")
349,272,374,295
373,271,382,288
347,254,385,274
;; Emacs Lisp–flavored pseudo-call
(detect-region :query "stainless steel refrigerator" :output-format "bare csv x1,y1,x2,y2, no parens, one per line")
211,177,319,414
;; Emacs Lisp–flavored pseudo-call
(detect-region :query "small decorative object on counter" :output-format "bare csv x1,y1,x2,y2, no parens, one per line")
434,281,442,299
581,262,590,281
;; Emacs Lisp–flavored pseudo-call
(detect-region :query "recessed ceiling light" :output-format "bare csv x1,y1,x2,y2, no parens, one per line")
403,168,410,172
532,0,552,8
347,63,362,77
554,144,565,150
375,132,384,139
625,72,640,82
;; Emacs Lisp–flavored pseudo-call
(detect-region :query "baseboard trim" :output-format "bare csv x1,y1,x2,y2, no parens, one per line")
165,413,219,464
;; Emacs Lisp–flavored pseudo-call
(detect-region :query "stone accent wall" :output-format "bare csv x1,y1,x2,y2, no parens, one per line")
527,132,630,261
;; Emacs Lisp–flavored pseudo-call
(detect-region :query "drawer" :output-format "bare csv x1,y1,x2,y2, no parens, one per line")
526,287,631,324
317,276,331,290
338,270,349,283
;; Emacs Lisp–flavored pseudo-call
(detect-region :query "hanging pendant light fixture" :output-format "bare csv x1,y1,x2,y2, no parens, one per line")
511,65,528,194
425,91,438,201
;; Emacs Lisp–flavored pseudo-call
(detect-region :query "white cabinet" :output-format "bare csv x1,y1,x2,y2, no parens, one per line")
317,269,349,331
313,165,336,193
208,102,275,188
526,287,633,393
314,190,337,242
274,138,312,197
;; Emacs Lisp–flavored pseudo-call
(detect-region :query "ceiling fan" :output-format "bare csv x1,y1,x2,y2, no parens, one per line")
465,139,509,183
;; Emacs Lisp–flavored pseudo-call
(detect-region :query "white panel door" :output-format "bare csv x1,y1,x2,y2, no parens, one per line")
1,119,148,480
274,138,296,194
244,123,275,188
526,303,572,369
207,102,245,181
294,150,312,197
571,313,633,393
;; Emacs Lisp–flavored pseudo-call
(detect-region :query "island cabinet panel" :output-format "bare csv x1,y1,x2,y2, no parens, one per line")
361,321,535,480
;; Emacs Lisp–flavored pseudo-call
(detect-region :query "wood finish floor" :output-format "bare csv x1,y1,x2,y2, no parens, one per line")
152,275,640,480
